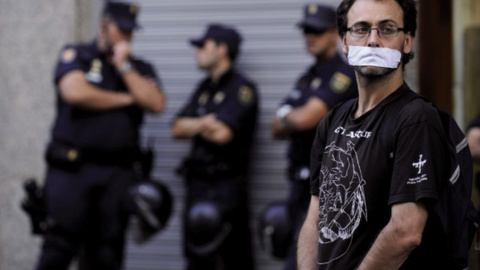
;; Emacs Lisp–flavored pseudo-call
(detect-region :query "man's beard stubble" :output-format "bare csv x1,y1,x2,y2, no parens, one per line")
354,65,397,80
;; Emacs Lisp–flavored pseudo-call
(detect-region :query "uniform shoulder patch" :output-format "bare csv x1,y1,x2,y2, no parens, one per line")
61,48,77,63
238,85,255,105
198,91,209,106
330,72,352,94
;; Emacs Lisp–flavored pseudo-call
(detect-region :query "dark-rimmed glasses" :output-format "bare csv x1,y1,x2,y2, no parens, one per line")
345,24,405,38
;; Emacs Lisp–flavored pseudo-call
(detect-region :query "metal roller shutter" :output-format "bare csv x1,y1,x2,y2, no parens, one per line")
125,1,345,269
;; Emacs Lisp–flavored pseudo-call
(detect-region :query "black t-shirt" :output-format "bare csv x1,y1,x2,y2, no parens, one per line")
310,83,450,269
51,41,161,152
279,54,358,167
175,69,259,171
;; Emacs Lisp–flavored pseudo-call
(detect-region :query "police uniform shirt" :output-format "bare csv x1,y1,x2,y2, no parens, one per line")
176,68,258,168
280,53,357,166
51,41,162,151
309,84,449,269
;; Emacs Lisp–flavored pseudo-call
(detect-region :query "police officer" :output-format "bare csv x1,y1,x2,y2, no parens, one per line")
172,23,258,270
271,4,357,270
35,2,165,270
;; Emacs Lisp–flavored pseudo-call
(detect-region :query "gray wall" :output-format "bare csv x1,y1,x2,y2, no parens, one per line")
0,1,419,270
0,0,95,269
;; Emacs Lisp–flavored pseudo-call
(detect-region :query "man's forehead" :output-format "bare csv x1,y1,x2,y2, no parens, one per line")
347,0,404,25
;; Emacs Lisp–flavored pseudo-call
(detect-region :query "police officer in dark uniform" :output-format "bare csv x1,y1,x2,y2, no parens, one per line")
172,23,258,270
271,4,357,270
35,2,165,270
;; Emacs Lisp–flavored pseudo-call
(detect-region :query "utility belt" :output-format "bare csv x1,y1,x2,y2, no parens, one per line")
288,164,311,182
176,157,243,181
45,142,140,171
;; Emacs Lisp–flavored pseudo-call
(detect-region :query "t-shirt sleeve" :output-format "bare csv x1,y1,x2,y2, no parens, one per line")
215,83,258,132
389,111,448,205
53,45,87,84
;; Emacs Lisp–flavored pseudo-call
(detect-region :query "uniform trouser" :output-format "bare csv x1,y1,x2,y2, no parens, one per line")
283,179,311,270
35,163,135,270
183,176,255,270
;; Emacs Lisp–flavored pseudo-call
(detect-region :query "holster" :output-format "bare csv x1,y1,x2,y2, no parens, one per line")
20,178,47,235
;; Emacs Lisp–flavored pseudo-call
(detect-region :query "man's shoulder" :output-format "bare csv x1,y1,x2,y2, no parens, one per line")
391,91,442,129
228,70,258,91
57,42,95,64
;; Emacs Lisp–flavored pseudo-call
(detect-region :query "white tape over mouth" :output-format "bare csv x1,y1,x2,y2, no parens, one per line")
348,46,402,69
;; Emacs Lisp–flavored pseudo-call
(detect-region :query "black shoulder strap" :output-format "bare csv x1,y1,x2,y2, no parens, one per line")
371,89,419,153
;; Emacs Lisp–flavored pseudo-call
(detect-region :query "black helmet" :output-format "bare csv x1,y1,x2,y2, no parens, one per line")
128,180,173,244
186,200,231,256
258,200,293,259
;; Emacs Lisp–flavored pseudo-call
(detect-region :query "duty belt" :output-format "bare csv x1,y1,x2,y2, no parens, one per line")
45,142,139,170
177,158,243,180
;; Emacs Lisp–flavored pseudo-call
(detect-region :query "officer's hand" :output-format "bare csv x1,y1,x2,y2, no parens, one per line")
201,113,217,129
112,41,131,68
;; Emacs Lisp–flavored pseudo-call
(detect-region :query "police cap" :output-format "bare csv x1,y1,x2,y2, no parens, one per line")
190,24,242,53
297,3,336,31
103,1,141,32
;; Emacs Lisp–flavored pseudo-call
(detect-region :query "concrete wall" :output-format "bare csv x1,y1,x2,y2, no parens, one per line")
0,0,94,269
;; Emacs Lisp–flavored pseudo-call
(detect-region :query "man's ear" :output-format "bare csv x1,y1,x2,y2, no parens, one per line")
218,43,229,58
403,33,414,54
341,35,349,54
100,18,108,34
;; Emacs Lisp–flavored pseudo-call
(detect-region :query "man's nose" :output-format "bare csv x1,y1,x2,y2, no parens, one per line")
367,29,381,47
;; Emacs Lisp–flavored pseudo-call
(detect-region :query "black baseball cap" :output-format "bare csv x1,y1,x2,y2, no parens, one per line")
103,1,141,32
297,3,336,31
190,24,242,52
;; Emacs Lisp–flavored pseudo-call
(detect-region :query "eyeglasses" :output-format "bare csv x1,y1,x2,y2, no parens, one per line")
345,24,405,38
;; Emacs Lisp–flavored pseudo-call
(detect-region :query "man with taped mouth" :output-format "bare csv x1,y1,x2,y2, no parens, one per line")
297,0,456,269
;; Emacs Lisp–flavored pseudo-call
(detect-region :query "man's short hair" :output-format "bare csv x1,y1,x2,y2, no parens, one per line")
337,0,417,66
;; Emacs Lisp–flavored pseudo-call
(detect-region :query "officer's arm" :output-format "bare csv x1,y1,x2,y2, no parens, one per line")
171,114,233,144
171,117,207,139
59,71,134,110
112,41,164,113
272,97,329,139
200,114,233,145
357,201,427,270
121,71,165,113
297,195,320,270
467,127,480,164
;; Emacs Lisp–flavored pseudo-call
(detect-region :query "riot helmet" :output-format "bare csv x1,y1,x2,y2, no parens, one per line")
128,180,173,244
258,200,293,259
186,200,231,256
